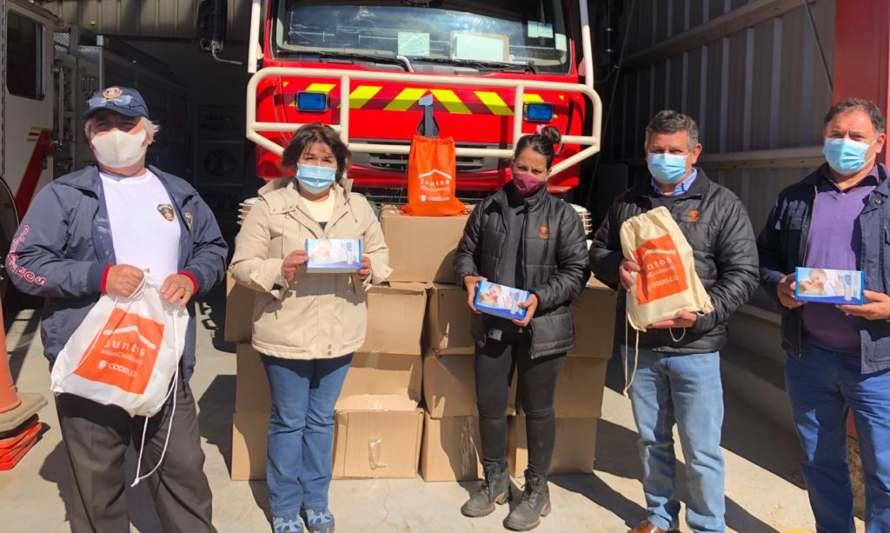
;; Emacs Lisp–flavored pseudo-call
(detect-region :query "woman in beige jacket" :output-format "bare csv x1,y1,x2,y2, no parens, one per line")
230,124,390,533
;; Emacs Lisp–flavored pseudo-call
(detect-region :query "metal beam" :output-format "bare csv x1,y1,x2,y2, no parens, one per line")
624,0,813,69
699,145,823,170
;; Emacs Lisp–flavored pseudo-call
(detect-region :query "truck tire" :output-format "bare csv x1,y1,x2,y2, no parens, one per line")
0,179,20,298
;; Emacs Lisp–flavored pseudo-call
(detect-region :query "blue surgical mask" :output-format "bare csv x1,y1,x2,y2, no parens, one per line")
823,137,872,175
647,153,689,185
296,164,336,194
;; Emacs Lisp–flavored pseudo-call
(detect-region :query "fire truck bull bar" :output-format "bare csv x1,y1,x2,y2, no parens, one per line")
245,0,603,178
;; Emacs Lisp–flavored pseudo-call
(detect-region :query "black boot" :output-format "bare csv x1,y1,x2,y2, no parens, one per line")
503,470,551,531
460,464,510,517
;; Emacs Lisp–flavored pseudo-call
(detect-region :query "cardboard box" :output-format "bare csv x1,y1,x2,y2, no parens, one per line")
571,281,618,359
236,343,270,414
232,395,424,481
225,272,256,343
338,353,422,407
420,413,484,482
360,283,428,355
512,358,607,419
231,410,269,481
423,353,516,419
507,416,599,477
425,284,475,355
553,358,607,419
381,207,469,284
333,396,423,479
237,344,424,413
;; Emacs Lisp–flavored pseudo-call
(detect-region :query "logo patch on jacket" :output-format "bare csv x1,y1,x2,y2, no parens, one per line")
157,204,176,222
538,225,550,239
687,209,701,223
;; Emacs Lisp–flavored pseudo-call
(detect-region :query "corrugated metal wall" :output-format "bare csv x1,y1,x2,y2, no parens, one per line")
606,0,835,229
36,0,251,40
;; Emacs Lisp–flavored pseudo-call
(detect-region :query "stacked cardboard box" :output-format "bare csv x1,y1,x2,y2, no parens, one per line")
420,274,617,480
228,281,428,481
340,206,472,480
380,207,469,285
231,342,270,480
379,213,487,482
507,280,616,477
331,283,427,479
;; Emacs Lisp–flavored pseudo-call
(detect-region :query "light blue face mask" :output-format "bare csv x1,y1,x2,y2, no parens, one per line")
296,164,336,194
647,153,689,185
823,137,872,175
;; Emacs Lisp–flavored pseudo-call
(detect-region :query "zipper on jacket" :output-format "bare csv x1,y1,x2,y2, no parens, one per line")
798,184,817,266
790,183,817,357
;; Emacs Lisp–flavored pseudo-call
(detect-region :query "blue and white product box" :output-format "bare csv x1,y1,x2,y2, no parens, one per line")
794,267,865,305
305,239,363,273
474,280,530,321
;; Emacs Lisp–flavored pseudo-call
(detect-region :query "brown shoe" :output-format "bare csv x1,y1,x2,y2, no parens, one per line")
627,521,679,533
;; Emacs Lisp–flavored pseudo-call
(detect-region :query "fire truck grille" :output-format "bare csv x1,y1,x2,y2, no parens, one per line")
350,140,502,174
356,189,492,208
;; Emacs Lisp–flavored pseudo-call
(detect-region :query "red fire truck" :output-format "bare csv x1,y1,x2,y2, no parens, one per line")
0,0,58,280
237,0,603,200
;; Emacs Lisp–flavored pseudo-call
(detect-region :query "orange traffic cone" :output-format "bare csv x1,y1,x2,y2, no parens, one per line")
0,300,47,470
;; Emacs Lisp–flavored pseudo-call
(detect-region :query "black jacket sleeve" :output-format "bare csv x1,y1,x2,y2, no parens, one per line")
454,201,485,282
530,204,589,312
589,199,624,290
757,195,790,294
691,195,760,334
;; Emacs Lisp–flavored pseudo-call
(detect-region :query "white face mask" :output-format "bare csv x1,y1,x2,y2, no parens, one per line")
91,129,148,168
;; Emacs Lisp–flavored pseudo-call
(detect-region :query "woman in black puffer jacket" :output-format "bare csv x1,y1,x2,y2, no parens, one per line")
453,126,590,532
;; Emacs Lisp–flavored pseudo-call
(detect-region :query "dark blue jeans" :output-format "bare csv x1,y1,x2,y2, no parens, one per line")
261,354,353,520
786,344,890,533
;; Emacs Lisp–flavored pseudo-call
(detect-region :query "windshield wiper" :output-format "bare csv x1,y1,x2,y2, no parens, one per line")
314,51,411,72
410,56,537,74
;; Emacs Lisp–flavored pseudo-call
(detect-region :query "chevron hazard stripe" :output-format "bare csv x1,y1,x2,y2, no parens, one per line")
289,84,551,116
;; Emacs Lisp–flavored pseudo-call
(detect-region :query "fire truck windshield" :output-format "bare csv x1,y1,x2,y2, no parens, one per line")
275,1,570,74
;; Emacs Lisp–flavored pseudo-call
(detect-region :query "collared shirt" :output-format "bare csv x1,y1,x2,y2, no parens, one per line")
802,164,880,353
651,169,698,197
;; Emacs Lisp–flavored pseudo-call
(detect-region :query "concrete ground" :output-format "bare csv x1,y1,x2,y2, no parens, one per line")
0,290,849,533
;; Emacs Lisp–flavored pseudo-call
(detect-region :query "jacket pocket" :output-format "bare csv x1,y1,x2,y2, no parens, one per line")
865,322,890,362
530,307,574,356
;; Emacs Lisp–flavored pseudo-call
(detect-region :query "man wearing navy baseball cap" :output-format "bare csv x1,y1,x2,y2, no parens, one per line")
6,86,226,532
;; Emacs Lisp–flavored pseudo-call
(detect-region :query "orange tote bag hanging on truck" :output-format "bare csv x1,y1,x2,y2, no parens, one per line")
402,135,467,216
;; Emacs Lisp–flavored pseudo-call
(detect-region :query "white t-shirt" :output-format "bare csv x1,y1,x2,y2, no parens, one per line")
301,192,336,223
100,170,182,283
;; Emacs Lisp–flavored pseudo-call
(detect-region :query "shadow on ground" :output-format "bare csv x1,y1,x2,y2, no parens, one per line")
198,374,236,473
197,284,236,354
600,353,784,532
38,428,163,532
